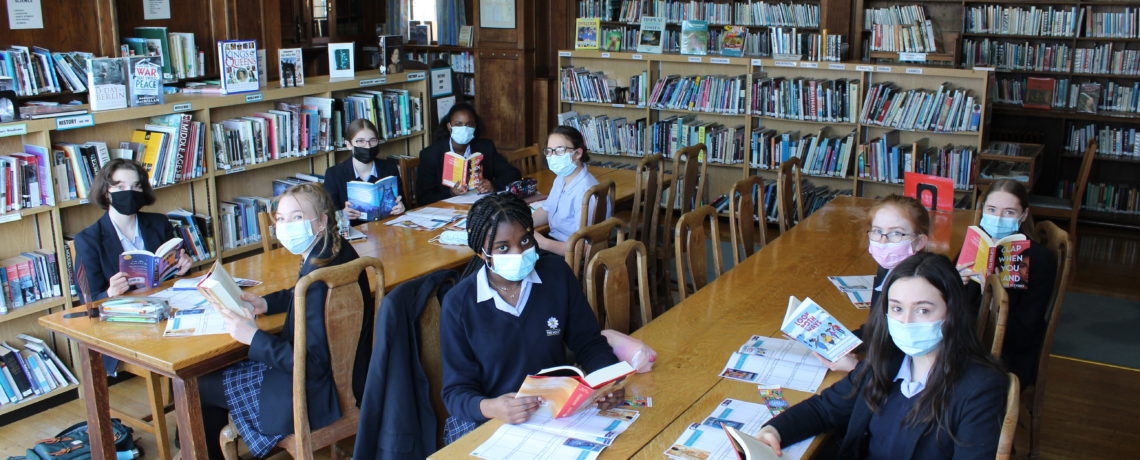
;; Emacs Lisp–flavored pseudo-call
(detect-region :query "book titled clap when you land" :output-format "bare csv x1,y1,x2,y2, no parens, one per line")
347,176,399,221
217,40,260,94
956,226,1031,289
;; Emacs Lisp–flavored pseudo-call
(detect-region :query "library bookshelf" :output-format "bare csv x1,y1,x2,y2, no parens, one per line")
0,70,429,414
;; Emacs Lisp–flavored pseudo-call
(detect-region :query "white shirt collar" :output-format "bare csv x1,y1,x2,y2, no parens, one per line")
354,162,379,181
894,355,930,398
476,265,542,317
111,216,144,252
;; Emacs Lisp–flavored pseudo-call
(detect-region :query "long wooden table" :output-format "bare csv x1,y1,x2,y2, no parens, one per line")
37,166,643,460
431,196,974,459
530,166,649,205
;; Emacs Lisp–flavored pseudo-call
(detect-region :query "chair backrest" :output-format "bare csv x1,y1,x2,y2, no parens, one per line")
397,156,420,208
257,211,277,253
1068,140,1098,212
503,144,543,176
674,205,722,301
580,179,616,229
728,176,767,265
289,256,384,457
416,279,448,447
1029,220,1073,456
776,157,803,235
629,154,664,250
565,217,626,281
663,145,708,227
978,274,1010,359
996,372,1020,460
584,240,653,334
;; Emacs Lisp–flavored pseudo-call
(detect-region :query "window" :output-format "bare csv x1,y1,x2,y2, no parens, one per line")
410,0,439,42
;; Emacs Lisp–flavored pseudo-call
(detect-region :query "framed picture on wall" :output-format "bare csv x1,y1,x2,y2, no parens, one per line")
479,0,515,29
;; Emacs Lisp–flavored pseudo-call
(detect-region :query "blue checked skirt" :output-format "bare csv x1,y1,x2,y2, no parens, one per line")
223,360,284,457
443,416,481,445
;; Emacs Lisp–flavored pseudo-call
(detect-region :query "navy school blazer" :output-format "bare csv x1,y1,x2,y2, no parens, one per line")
415,138,521,205
322,157,403,226
251,236,375,435
74,211,176,301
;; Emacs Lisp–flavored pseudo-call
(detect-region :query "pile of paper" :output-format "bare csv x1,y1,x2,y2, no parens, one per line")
384,207,465,231
719,335,827,392
471,407,639,460
663,398,812,460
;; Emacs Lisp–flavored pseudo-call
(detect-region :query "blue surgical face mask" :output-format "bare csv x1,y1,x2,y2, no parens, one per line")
276,219,318,255
484,247,538,282
450,125,475,145
547,151,579,177
980,213,1021,240
886,316,944,357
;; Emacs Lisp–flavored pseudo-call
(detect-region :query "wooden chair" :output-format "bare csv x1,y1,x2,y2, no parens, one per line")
257,211,278,253
502,144,543,176
627,154,665,312
1028,220,1073,458
580,179,616,229
776,157,803,235
415,275,449,447
584,240,653,334
978,274,1010,359
565,217,625,281
997,372,1021,460
659,145,708,304
728,176,768,265
674,205,722,301
1028,140,1095,241
396,156,420,208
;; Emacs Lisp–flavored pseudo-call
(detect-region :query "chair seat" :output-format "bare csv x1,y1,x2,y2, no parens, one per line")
1028,194,1072,211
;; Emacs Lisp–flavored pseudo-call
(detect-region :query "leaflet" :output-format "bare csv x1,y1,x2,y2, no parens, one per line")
719,336,827,392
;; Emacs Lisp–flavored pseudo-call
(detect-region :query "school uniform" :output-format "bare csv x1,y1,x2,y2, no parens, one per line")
322,157,403,226
74,212,177,301
198,236,374,458
766,354,1008,459
415,138,521,205
1001,242,1055,385
542,167,611,241
439,252,619,444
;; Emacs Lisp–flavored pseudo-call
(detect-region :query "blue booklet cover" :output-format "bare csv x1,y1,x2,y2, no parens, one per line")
347,175,398,221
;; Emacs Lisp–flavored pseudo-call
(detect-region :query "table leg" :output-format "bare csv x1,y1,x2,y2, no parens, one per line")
144,372,173,460
77,343,114,460
172,376,208,460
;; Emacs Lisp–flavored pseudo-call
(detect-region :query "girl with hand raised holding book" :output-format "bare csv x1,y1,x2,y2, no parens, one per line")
532,126,611,255
757,253,1008,459
415,103,521,204
198,183,374,459
439,193,622,444
322,118,406,226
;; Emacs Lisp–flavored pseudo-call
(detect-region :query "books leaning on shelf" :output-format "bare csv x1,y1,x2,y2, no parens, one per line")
963,5,1080,38
962,39,1071,72
337,90,423,143
650,115,745,163
864,4,939,53
515,361,635,418
956,226,1031,288
560,67,649,105
168,208,215,262
119,237,184,288
1060,181,1140,215
278,48,305,88
0,250,63,314
1085,7,1140,39
211,99,333,170
347,176,399,221
132,27,204,81
1,144,56,211
749,128,854,176
750,76,860,123
585,0,820,27
273,172,325,196
0,335,79,407
558,111,648,157
1068,124,1140,158
218,196,271,250
0,46,92,96
859,82,982,133
198,260,255,319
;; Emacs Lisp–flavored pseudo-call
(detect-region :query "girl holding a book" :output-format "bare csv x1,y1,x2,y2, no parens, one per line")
439,193,622,444
532,126,610,255
198,183,373,459
757,252,1008,459
415,103,521,205
323,118,406,226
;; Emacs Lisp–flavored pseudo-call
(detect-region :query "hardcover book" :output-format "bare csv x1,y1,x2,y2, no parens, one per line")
680,20,710,56
719,25,746,57
277,48,305,87
329,42,355,80
576,18,601,50
379,35,404,75
119,237,183,288
347,175,399,221
217,40,259,94
1023,77,1054,110
602,29,624,51
903,171,954,212
637,17,665,54
86,57,128,111
457,25,474,47
1076,82,1101,114
127,56,164,107
133,27,173,79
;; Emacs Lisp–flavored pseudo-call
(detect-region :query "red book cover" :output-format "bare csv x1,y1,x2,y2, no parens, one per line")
904,172,954,212
1024,77,1055,110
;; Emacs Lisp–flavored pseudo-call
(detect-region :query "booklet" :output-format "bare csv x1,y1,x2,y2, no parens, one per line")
719,335,826,393
780,296,862,362
827,275,875,309
515,361,635,418
664,398,813,460
955,226,1031,289
471,423,607,460
441,151,484,188
347,175,399,221
163,307,227,337
521,406,639,446
196,261,254,319
119,237,183,288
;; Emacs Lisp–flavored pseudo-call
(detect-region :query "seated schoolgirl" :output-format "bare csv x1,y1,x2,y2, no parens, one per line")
758,252,1008,459
532,125,611,255
198,184,373,459
322,118,406,226
415,103,521,204
439,193,623,444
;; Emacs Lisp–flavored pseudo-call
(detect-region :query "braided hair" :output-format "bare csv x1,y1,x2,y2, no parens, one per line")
464,193,534,276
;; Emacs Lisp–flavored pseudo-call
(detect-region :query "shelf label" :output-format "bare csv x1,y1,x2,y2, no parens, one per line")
875,66,892,72
800,62,819,68
632,54,643,60
611,104,625,108
601,52,611,58
710,57,730,64
0,212,21,224
225,166,246,174
407,71,426,81
558,51,571,57
687,56,702,62
245,93,263,102
750,59,763,66
172,102,192,112
359,77,387,87
973,66,996,72
55,114,94,130
855,65,874,72
774,61,797,67
0,123,27,138
78,198,89,205
899,52,927,62
905,67,924,75
828,63,846,70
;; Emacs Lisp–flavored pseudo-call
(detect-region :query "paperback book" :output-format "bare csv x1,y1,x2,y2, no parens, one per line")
780,296,861,363
955,226,1031,289
903,172,954,212
637,17,666,54
86,57,128,111
217,40,259,94
1023,77,1054,110
680,20,710,56
515,361,635,418
329,42,356,79
379,35,404,75
1076,83,1101,114
602,29,623,51
576,18,601,50
197,260,255,319
719,25,746,57
278,48,304,87
441,151,483,188
119,237,183,288
347,175,399,221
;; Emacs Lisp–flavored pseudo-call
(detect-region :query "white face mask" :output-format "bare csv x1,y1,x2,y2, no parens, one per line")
450,125,475,145
547,151,579,177
276,219,318,255
484,247,539,282
979,213,1021,240
886,316,944,357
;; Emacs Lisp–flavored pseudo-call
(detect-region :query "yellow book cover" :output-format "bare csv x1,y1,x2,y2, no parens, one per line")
575,19,601,50
131,129,166,177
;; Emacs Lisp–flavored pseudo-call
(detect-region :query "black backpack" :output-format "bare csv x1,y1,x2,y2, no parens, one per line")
7,418,140,460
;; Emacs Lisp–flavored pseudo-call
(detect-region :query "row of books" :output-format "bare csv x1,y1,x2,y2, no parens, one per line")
647,74,748,114
1078,232,1140,267
0,145,54,212
134,114,208,187
405,50,475,73
121,27,203,81
0,250,63,313
167,209,216,263
650,115,728,159
0,46,92,96
339,89,424,141
864,5,938,53
1059,181,1140,215
750,128,855,176
766,28,844,61
0,335,78,406
557,111,648,157
860,83,982,133
963,5,1081,37
1085,7,1139,38
699,123,747,164
219,196,271,250
599,26,640,52
750,77,861,123
560,67,621,104
962,39,1071,72
855,133,975,190
1073,44,1140,76
587,0,819,27
272,172,324,196
1067,123,1140,157
211,98,333,171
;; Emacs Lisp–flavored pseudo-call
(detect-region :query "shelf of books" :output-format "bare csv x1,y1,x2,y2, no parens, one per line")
557,49,989,214
0,69,428,412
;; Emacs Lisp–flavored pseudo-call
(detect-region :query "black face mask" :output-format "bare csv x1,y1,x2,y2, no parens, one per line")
109,190,145,215
352,145,379,163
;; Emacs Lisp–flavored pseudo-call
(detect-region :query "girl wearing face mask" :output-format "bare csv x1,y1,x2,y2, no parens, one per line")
757,253,1008,459
866,195,932,308
323,119,406,226
197,183,374,459
966,179,1056,386
439,193,622,444
532,126,611,255
415,103,521,205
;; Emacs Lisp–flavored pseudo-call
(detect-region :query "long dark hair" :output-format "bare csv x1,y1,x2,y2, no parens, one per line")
433,102,482,144
857,253,1001,434
463,193,534,277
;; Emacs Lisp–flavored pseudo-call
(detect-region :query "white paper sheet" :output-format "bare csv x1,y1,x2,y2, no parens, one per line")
443,192,490,204
663,398,773,460
828,275,875,309
471,424,605,460
521,407,639,446
384,207,463,230
719,336,827,393
163,307,227,337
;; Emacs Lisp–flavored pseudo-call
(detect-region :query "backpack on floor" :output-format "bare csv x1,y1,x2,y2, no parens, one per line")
8,418,140,460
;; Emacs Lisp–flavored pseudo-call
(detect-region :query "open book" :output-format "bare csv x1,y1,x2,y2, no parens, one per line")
780,296,861,363
724,425,782,460
196,261,254,319
347,175,399,221
119,237,183,288
515,361,635,418
955,226,1030,289
441,151,483,188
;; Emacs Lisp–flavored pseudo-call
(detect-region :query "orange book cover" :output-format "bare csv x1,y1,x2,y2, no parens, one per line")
515,361,634,418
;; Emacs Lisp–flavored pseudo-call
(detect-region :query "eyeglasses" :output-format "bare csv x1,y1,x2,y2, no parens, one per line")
542,146,575,157
352,138,381,147
867,229,915,243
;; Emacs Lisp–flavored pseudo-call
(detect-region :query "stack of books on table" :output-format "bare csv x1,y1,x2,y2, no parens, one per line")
99,296,171,324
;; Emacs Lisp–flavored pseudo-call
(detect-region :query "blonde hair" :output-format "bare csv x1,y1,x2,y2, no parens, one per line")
275,183,341,266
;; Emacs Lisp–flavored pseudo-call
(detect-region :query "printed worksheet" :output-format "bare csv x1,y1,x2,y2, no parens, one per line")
163,308,227,337
471,424,606,460
664,398,814,460
443,192,490,204
719,336,827,392
384,207,463,230
828,275,876,309
150,287,210,310
521,407,639,446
